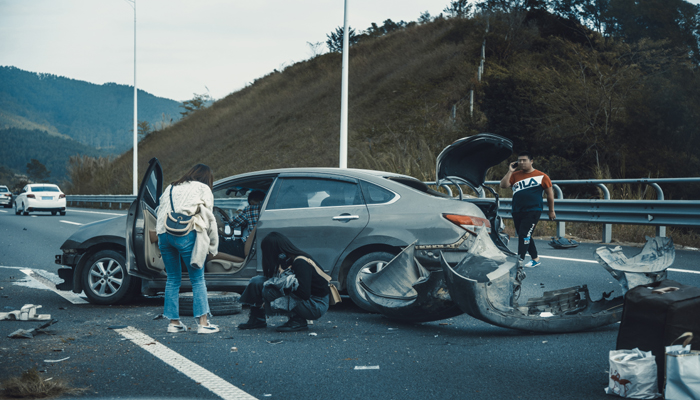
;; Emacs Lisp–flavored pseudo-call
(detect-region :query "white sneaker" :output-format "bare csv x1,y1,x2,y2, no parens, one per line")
197,323,220,334
167,321,187,333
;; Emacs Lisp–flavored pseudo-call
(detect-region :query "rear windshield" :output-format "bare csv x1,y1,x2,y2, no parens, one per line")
0,187,8,193
31,186,60,192
384,177,450,198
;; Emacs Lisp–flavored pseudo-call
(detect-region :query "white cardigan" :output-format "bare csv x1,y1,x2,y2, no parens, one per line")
156,181,218,269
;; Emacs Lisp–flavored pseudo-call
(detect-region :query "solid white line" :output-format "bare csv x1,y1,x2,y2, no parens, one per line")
669,268,700,275
67,209,125,216
539,255,700,274
115,326,257,400
539,255,598,264
0,210,7,213
19,268,89,305
60,220,83,226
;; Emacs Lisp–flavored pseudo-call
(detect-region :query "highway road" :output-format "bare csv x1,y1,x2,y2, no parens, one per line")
1,207,699,399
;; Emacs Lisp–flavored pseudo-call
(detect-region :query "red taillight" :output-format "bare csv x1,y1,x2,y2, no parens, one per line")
59,194,66,199
3,194,10,197
27,194,35,199
443,214,491,234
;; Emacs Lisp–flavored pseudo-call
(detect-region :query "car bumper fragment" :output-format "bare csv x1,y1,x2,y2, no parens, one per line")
363,229,674,333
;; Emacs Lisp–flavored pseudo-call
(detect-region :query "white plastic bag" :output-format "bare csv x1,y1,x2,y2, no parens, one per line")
665,332,700,400
605,348,661,399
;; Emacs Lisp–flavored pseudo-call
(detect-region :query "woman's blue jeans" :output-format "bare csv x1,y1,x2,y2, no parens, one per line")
158,231,210,320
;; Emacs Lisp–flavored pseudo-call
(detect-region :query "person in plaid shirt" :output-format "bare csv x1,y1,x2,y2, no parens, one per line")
227,190,265,257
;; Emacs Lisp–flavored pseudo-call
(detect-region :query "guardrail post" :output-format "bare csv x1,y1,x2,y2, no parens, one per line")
553,185,565,237
597,183,613,242
650,183,667,237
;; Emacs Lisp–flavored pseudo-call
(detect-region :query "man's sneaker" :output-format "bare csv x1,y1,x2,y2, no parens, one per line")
276,315,308,332
524,260,541,268
167,321,187,333
197,323,220,334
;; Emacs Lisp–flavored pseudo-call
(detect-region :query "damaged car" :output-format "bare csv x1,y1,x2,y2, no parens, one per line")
55,135,512,308
360,134,676,332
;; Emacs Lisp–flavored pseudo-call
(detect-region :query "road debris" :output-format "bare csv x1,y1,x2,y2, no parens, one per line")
308,332,317,336
44,356,70,363
0,304,51,321
7,319,58,339
267,339,283,344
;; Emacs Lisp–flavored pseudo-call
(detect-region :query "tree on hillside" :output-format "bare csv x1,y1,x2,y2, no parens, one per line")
419,11,432,24
137,120,152,137
326,26,359,52
444,0,473,18
26,159,50,182
550,0,612,35
179,92,212,118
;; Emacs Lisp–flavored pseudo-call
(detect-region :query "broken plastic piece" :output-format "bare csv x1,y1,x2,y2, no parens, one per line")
0,304,51,321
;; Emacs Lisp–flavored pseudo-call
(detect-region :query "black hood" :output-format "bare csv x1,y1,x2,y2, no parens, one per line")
436,133,513,188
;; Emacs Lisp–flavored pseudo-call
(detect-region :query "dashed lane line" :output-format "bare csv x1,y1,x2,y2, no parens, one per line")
18,268,89,304
115,326,257,400
539,255,700,274
60,220,83,226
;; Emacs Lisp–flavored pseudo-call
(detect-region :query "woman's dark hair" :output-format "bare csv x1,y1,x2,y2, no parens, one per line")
261,232,313,278
172,164,214,189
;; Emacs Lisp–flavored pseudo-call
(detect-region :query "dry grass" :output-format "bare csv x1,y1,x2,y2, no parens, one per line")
0,369,87,399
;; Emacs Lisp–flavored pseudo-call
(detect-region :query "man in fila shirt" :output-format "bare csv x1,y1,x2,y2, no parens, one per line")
500,151,556,268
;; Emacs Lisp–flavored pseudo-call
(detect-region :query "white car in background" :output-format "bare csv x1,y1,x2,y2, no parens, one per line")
14,184,66,216
0,185,12,208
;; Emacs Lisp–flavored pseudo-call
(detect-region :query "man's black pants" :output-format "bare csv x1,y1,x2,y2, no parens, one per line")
512,210,541,261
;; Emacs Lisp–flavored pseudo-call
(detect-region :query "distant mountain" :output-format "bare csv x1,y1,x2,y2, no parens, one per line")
0,66,181,153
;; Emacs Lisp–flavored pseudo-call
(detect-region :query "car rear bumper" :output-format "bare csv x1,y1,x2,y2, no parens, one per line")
0,197,11,205
26,198,66,210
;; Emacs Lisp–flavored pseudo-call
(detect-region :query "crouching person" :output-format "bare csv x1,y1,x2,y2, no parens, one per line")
238,232,329,332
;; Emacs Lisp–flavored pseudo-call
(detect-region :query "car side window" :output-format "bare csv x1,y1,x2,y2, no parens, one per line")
360,181,396,204
144,170,158,209
267,178,363,210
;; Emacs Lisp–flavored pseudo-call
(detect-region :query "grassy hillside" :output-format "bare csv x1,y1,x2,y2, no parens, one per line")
70,11,700,201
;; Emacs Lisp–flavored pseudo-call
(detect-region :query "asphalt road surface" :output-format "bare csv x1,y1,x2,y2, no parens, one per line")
1,207,699,399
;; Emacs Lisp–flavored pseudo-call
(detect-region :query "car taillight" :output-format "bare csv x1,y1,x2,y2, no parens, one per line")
3,194,10,197
443,214,491,235
27,194,35,199
59,194,66,199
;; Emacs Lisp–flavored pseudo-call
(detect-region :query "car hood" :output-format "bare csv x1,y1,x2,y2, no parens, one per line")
60,215,127,251
435,133,513,188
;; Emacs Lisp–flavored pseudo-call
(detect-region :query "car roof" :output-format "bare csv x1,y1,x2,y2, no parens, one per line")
214,167,417,186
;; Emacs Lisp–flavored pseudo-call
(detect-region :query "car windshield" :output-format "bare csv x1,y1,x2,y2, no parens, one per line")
30,186,60,192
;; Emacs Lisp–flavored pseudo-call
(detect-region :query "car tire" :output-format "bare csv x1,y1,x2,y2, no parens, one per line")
14,202,20,215
51,211,57,215
81,250,141,305
60,211,66,216
179,291,242,316
347,251,397,313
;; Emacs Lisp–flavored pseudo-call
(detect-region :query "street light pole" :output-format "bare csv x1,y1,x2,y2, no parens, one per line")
132,0,138,195
125,0,138,195
339,0,349,168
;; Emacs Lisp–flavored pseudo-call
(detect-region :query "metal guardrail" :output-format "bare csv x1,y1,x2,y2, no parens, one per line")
68,177,700,243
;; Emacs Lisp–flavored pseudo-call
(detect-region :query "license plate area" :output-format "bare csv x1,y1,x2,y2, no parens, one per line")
42,196,53,200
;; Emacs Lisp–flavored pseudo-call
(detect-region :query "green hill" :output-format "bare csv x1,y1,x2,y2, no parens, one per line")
0,128,108,184
0,66,181,152
67,6,700,200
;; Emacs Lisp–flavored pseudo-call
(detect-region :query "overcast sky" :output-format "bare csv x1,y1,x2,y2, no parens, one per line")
0,0,457,101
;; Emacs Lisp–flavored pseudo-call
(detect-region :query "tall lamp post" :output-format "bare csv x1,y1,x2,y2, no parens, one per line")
339,0,349,168
125,0,138,195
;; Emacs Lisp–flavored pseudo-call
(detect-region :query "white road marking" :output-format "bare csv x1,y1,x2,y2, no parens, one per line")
539,255,700,274
0,210,7,213
60,220,83,226
115,326,257,400
18,268,89,304
67,209,125,216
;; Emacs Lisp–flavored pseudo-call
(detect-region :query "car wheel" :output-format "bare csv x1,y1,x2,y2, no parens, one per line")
22,203,29,215
347,251,397,312
14,202,20,215
51,211,57,215
179,291,242,316
60,211,66,216
81,250,140,305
